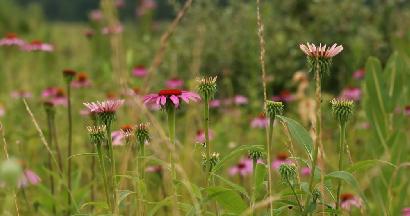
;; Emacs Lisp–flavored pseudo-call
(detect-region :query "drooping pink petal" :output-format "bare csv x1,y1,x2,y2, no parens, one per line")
170,95,180,106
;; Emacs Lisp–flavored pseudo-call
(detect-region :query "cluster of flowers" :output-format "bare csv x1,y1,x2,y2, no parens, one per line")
0,33,53,52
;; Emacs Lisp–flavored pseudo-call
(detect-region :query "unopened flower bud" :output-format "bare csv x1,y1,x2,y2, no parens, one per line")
265,100,284,119
330,98,354,125
197,76,217,99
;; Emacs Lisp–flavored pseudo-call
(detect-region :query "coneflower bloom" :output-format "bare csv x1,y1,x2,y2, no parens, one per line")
18,170,41,188
210,99,221,108
115,0,125,8
102,24,123,35
299,43,343,58
402,208,410,216
340,87,361,101
272,152,293,170
89,9,103,22
120,124,134,141
137,0,157,16
22,40,53,52
165,77,184,89
143,89,200,108
233,95,248,105
0,105,5,117
0,33,25,47
83,99,125,114
250,113,269,129
196,129,214,144
42,87,67,106
228,158,253,177
111,130,125,146
340,193,363,211
72,72,92,88
352,68,365,80
272,90,295,103
300,167,312,176
132,65,148,77
84,29,95,39
11,90,32,99
145,165,162,174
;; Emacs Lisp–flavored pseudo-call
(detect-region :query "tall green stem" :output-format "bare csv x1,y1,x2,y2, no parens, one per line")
250,159,257,215
66,82,73,214
204,96,211,182
335,124,346,211
287,178,303,212
167,106,179,216
106,123,118,214
96,142,112,212
46,112,56,214
267,118,274,215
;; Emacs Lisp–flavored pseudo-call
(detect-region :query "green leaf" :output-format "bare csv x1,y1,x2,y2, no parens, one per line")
211,145,264,173
118,190,136,205
212,174,249,200
147,196,173,216
325,171,366,204
346,160,396,173
205,186,247,214
255,163,266,191
276,115,313,160
384,52,405,112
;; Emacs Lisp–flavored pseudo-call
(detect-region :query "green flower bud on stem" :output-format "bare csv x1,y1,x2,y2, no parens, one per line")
265,100,284,120
248,149,263,161
197,76,217,99
330,98,354,126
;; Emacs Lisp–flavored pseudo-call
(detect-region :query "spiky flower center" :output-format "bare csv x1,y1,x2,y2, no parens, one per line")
6,33,17,39
30,40,42,45
121,124,134,133
277,152,288,161
341,193,354,202
331,98,354,125
158,89,182,96
77,73,88,82
56,88,66,97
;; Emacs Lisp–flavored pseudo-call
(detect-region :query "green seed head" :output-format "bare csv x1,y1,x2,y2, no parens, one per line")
307,56,332,77
248,149,263,161
330,98,354,125
62,69,76,83
265,100,284,119
197,76,217,99
279,163,297,184
135,122,150,145
87,125,106,145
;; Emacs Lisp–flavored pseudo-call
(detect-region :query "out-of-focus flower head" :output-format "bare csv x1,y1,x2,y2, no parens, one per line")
89,9,103,22
84,28,95,39
272,90,295,103
0,104,5,117
72,72,92,88
196,129,214,144
210,99,221,108
272,152,293,170
137,0,157,16
143,89,200,109
300,167,311,176
299,42,343,75
228,158,253,177
352,68,365,80
132,65,148,78
340,87,361,101
42,87,67,106
0,32,25,47
402,207,410,216
340,193,363,211
111,130,124,146
22,40,54,52
11,90,32,99
233,95,248,105
145,165,162,174
166,77,184,89
18,169,41,188
404,105,410,116
115,0,125,8
250,112,269,129
102,24,123,35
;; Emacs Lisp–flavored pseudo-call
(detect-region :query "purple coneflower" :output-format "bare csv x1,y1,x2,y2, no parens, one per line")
272,90,295,103
229,158,253,177
42,87,68,106
72,72,92,88
300,167,311,176
196,129,214,144
11,90,32,99
137,0,157,16
102,24,123,35
145,165,162,174
132,65,148,78
272,152,293,170
84,99,125,114
115,0,125,8
0,105,5,117
165,77,184,89
299,43,343,58
352,68,365,80
18,169,41,188
210,99,221,108
234,95,248,105
143,89,200,108
340,193,363,211
250,113,269,129
0,33,25,47
111,130,124,146
402,208,410,216
340,87,361,101
22,40,53,52
89,9,103,22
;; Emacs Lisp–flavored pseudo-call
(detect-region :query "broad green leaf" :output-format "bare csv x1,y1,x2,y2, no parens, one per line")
325,171,366,204
206,186,247,214
346,160,396,173
384,52,405,112
213,174,249,200
255,163,266,190
211,145,264,173
276,115,313,160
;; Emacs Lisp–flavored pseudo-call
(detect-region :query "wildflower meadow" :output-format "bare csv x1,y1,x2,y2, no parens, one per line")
0,0,409,215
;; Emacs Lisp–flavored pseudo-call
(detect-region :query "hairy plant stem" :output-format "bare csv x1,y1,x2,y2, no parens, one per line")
167,106,179,216
45,112,56,214
203,96,211,184
335,124,346,211
287,178,304,212
250,159,257,215
96,141,112,212
106,123,118,214
50,114,63,171
304,61,321,215
267,118,275,215
135,139,145,216
66,82,73,214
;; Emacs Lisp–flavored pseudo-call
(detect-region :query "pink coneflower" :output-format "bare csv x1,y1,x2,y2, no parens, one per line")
229,158,253,176
272,152,293,170
42,87,67,106
340,193,363,211
353,68,365,80
210,99,221,108
0,32,25,47
402,208,410,216
165,77,184,89
137,0,157,16
340,87,361,101
102,24,123,35
132,65,148,78
250,113,269,129
145,165,162,174
0,105,5,117
83,99,125,114
143,89,200,108
18,170,41,188
404,105,410,116
196,129,214,143
89,9,103,21
72,72,92,88
300,167,311,176
111,130,124,146
11,90,32,99
299,43,343,58
22,40,53,52
115,0,125,8
272,90,295,103
84,29,95,39
234,95,248,105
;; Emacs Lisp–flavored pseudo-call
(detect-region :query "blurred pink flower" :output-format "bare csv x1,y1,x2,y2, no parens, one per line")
300,167,311,176
132,65,148,78
145,165,162,174
115,0,125,8
143,89,200,108
84,29,95,39
22,40,53,52
299,43,343,58
102,24,123,35
196,129,214,143
137,0,157,16
111,130,124,146
72,72,92,88
404,105,410,116
166,78,184,89
18,170,41,188
84,99,125,114
79,108,91,116
229,158,253,177
89,9,103,21
0,105,5,117
210,99,221,108
0,33,25,47
272,152,293,170
234,95,248,105
340,193,363,211
11,90,32,99
42,87,67,106
340,87,361,101
272,90,295,103
353,68,365,80
250,113,269,129
402,208,410,216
